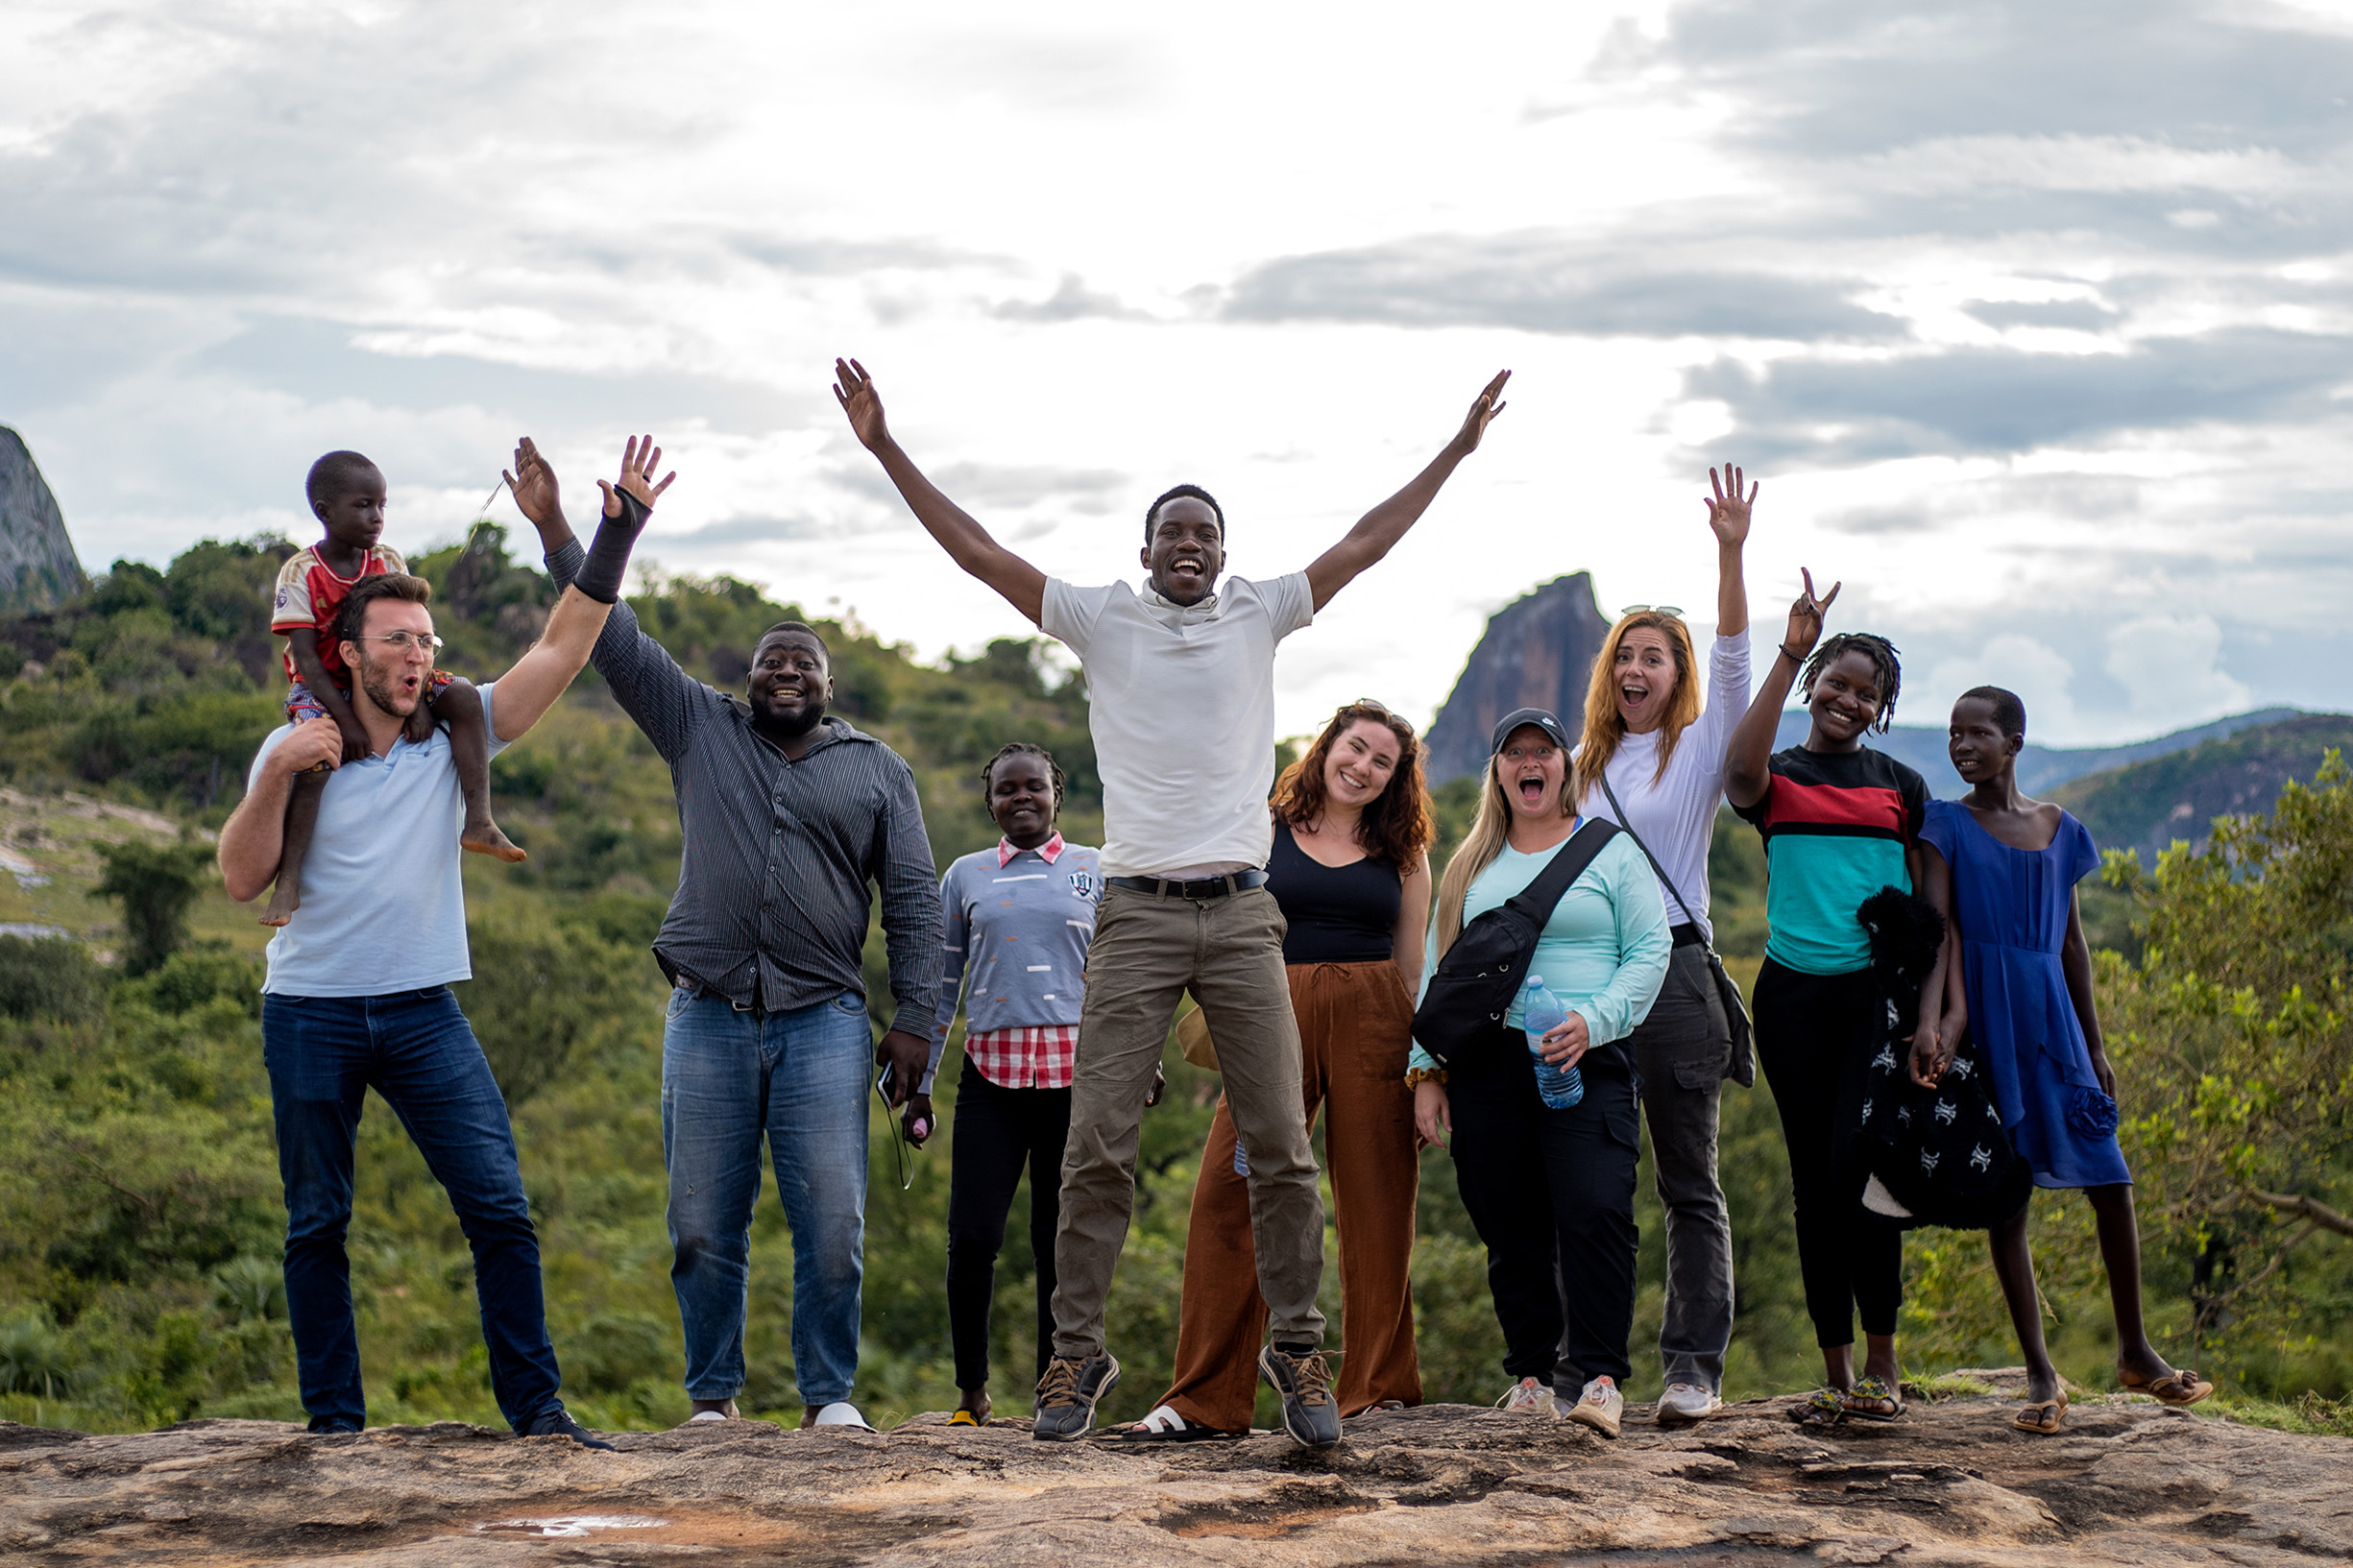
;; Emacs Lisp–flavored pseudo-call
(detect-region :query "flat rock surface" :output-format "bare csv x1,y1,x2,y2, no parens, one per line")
3,1386,2347,1566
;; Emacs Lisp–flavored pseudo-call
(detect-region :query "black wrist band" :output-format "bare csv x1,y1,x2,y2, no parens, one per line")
1777,643,1806,664
574,488,651,604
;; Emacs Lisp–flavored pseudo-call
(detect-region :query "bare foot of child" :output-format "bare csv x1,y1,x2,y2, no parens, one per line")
463,823,528,863
260,877,300,927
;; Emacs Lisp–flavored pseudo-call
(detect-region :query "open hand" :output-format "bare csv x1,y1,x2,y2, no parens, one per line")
1536,1010,1591,1068
505,437,564,529
597,434,676,519
1414,1079,1452,1150
834,358,890,450
1451,370,1512,454
1784,567,1840,660
1704,462,1758,549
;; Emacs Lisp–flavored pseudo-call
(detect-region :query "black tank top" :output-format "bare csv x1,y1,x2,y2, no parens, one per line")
1266,820,1401,964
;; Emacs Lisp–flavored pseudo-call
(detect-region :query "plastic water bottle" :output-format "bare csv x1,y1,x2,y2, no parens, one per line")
1521,975,1585,1109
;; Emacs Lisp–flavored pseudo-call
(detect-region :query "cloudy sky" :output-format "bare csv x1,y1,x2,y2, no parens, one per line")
5,0,2351,746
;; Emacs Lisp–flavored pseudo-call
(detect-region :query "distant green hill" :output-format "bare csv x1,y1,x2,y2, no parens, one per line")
2050,712,2353,862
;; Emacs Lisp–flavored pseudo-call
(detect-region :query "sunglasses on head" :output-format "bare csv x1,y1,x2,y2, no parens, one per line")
1619,604,1686,620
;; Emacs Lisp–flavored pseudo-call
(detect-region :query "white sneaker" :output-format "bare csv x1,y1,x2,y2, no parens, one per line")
811,1402,875,1432
683,1410,729,1425
1564,1376,1623,1438
1494,1376,1549,1414
1658,1382,1720,1426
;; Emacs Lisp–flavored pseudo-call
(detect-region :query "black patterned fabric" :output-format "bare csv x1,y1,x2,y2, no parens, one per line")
1850,887,2033,1231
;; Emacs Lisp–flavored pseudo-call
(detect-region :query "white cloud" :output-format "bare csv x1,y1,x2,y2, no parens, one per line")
2102,614,2253,724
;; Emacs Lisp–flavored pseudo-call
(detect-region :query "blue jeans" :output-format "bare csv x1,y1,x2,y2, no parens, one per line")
261,988,563,1433
662,987,873,1407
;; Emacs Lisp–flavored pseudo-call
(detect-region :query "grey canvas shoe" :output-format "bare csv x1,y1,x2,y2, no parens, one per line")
1657,1382,1720,1426
1032,1353,1120,1442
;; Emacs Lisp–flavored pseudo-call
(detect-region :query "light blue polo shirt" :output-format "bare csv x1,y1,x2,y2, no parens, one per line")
251,683,508,997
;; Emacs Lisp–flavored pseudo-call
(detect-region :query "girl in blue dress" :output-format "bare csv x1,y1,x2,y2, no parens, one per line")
1912,687,2211,1435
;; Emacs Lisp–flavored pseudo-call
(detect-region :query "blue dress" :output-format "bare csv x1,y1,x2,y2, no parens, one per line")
1919,800,2130,1190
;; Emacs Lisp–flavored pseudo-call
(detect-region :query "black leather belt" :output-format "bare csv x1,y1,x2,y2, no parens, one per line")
1669,921,1708,950
1108,868,1269,900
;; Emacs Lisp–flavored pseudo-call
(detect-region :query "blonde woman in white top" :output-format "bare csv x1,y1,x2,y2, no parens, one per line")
1570,463,1756,1426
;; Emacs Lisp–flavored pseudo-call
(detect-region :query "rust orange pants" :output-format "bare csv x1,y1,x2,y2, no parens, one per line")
1159,959,1422,1431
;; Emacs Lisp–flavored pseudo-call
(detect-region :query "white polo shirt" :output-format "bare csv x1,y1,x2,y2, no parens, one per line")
1042,573,1314,879
250,683,508,997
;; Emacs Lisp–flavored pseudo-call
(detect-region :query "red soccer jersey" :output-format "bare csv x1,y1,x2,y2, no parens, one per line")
271,543,407,684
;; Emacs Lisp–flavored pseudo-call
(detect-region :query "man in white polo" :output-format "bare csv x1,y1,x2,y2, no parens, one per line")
833,358,1507,1446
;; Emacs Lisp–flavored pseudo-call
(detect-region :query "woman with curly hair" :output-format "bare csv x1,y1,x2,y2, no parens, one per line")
1725,579,1934,1428
1117,700,1435,1440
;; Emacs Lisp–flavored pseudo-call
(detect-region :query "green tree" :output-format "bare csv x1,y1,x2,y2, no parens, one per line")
93,837,214,975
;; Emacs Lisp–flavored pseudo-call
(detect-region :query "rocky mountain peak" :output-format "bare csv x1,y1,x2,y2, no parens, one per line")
1423,572,1613,784
0,429,88,614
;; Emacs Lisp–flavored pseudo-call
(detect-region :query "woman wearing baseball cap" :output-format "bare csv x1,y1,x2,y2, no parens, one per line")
1408,706,1671,1438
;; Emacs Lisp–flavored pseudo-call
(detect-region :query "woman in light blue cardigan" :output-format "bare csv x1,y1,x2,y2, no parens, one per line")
1409,709,1669,1438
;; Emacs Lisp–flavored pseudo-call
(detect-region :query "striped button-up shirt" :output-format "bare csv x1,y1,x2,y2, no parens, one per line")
546,540,942,1026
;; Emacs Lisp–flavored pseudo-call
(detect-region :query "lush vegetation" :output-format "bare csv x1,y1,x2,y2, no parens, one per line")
0,530,2343,1435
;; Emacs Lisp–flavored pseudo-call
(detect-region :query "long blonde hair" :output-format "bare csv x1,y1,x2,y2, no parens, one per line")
1433,744,1576,956
1570,611,1703,808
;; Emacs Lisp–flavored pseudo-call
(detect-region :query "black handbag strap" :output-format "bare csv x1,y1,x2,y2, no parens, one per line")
1495,817,1621,933
1596,771,1705,939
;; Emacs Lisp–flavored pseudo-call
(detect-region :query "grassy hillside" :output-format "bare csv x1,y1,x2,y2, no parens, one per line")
0,530,2338,1436
2052,712,2353,864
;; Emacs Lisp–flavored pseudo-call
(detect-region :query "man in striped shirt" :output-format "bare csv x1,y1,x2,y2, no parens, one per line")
509,438,942,1435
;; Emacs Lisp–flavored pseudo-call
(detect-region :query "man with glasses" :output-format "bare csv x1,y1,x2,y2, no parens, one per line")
217,436,674,1446
503,435,942,1435
833,357,1509,1447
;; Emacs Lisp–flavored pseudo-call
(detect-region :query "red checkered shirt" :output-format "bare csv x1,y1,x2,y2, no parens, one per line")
964,1024,1079,1091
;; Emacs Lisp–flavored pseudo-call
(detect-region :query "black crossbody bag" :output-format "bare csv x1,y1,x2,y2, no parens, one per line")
1597,773,1756,1088
1412,818,1619,1070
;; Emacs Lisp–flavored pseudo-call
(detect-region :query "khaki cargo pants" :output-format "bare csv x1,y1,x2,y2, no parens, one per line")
1050,881,1327,1359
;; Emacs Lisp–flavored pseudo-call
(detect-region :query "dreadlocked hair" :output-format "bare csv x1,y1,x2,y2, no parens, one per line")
980,742,1066,811
1800,633,1904,733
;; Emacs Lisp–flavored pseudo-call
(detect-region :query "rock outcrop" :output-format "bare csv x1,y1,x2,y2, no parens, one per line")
1425,572,1613,784
5,1377,2345,1566
0,428,87,613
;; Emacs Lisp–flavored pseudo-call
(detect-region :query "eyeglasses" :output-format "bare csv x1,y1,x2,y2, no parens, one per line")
352,630,445,658
354,631,445,657
1618,605,1686,620
1340,697,1415,736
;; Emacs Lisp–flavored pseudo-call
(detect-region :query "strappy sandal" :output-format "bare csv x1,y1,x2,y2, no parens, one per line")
1103,1403,1246,1443
947,1410,982,1427
2012,1393,2068,1435
1842,1377,1905,1422
1788,1387,1846,1428
2120,1367,2213,1407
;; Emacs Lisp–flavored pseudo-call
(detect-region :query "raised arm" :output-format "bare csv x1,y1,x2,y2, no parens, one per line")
1305,371,1510,611
834,358,1047,625
487,435,672,743
1705,462,1754,639
1724,568,1837,809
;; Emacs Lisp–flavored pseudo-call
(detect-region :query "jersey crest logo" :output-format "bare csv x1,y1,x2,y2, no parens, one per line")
1067,871,1098,900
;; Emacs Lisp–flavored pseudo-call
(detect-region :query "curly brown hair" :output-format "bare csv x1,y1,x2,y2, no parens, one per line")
1270,700,1434,868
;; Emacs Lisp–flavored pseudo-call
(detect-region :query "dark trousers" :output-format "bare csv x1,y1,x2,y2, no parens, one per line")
1448,1027,1640,1391
1631,941,1736,1390
946,1055,1072,1390
1752,957,1904,1348
261,988,563,1433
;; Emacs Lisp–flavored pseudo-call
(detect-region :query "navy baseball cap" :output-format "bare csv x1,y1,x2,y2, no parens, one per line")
1490,708,1570,755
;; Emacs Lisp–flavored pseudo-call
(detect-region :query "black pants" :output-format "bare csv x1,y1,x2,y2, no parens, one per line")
1752,957,1903,1349
1631,940,1735,1391
946,1055,1072,1390
1448,1027,1639,1391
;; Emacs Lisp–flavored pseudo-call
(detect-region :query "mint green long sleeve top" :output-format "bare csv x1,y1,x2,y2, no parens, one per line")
1409,830,1671,1075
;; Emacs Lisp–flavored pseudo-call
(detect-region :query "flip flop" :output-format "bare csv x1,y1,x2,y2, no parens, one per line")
1102,1403,1246,1443
1788,1387,1846,1428
1841,1377,1905,1423
2121,1368,2213,1407
2013,1393,2068,1435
